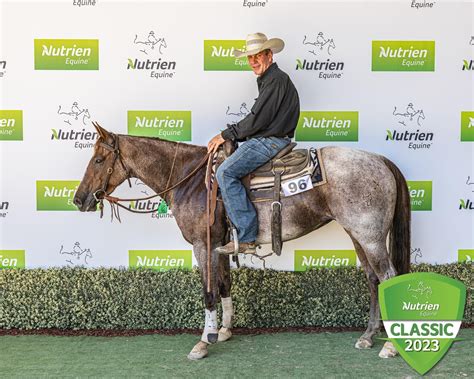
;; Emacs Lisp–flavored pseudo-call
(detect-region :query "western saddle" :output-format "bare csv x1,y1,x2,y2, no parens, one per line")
217,141,323,256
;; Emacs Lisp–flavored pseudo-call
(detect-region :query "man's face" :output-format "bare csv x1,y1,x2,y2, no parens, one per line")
247,50,273,76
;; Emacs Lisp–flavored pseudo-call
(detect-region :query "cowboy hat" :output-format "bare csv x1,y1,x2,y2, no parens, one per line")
233,32,284,58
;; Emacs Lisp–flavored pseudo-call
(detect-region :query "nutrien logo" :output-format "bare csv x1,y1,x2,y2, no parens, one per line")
379,273,466,375
458,250,473,263
410,0,436,9
34,39,99,70
407,181,432,211
460,111,474,142
0,60,6,78
129,250,192,271
372,41,435,71
295,111,358,141
127,110,191,141
0,110,23,141
0,201,9,218
459,176,474,210
386,103,433,150
0,250,25,269
36,180,80,211
294,250,357,271
203,40,250,71
296,33,345,80
127,30,176,79
59,242,94,266
52,102,96,149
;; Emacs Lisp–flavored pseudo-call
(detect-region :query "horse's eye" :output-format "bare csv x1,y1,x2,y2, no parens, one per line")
95,157,103,164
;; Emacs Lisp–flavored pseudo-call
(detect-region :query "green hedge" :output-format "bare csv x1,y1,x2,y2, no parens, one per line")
0,264,472,330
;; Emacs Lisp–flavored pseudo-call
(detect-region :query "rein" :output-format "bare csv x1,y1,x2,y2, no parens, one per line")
94,134,211,220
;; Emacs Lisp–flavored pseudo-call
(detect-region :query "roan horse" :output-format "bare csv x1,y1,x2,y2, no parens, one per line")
73,123,410,360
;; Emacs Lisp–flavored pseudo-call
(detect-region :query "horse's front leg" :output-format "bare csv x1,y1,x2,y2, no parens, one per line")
217,254,233,342
188,241,220,360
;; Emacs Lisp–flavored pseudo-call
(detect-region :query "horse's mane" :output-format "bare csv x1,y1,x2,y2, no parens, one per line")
94,133,207,154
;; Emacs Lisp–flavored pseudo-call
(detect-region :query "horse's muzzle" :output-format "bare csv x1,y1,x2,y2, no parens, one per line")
73,192,98,212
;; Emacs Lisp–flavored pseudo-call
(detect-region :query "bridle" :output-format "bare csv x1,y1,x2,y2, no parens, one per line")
92,133,132,204
92,133,211,220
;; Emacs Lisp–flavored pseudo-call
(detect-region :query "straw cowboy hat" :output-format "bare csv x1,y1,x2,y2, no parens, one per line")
233,33,285,58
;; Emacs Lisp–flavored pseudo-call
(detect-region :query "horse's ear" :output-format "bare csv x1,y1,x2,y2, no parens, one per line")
92,121,108,140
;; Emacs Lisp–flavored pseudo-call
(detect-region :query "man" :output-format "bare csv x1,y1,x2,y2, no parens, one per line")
207,32,300,255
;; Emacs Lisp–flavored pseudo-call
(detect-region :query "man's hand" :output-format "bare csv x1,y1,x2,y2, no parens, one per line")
207,133,226,154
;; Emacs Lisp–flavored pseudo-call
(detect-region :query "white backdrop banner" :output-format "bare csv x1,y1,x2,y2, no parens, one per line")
0,0,473,271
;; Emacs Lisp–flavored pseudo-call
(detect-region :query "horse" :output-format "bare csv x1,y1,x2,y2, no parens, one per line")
73,123,411,360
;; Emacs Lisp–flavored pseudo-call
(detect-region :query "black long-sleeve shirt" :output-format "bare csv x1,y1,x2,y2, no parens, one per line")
221,63,300,141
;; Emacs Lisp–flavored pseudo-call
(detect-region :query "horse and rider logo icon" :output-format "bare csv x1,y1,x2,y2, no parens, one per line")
57,101,91,125
407,281,433,301
59,242,93,266
226,102,250,124
302,32,336,56
393,103,426,127
134,31,167,55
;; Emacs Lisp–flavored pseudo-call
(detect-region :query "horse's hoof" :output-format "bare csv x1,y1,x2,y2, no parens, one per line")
218,327,232,342
378,341,398,358
355,337,373,349
187,341,208,360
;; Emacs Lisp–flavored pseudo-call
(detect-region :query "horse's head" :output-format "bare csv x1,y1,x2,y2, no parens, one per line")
73,122,130,212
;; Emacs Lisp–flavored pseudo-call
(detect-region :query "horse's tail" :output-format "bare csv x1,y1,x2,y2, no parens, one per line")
382,157,411,275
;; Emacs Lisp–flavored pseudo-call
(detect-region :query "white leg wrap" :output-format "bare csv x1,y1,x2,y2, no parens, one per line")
221,297,234,328
201,309,218,344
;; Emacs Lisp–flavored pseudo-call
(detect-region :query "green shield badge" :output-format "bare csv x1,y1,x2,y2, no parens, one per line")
379,273,466,375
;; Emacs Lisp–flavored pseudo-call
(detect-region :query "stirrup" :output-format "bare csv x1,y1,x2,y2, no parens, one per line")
231,227,239,256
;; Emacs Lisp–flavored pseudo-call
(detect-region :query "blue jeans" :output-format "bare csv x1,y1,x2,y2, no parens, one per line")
216,136,291,243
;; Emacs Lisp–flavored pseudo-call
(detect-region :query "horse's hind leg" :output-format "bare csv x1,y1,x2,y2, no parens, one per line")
357,238,398,358
350,238,381,349
217,254,234,342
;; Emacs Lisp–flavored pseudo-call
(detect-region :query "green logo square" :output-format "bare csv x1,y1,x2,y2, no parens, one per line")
127,111,191,141
294,250,357,271
129,250,192,271
295,111,358,141
34,39,99,70
0,110,23,141
36,180,80,211
407,181,432,211
372,41,435,72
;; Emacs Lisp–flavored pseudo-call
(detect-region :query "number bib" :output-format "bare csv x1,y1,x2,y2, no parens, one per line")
281,175,313,197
